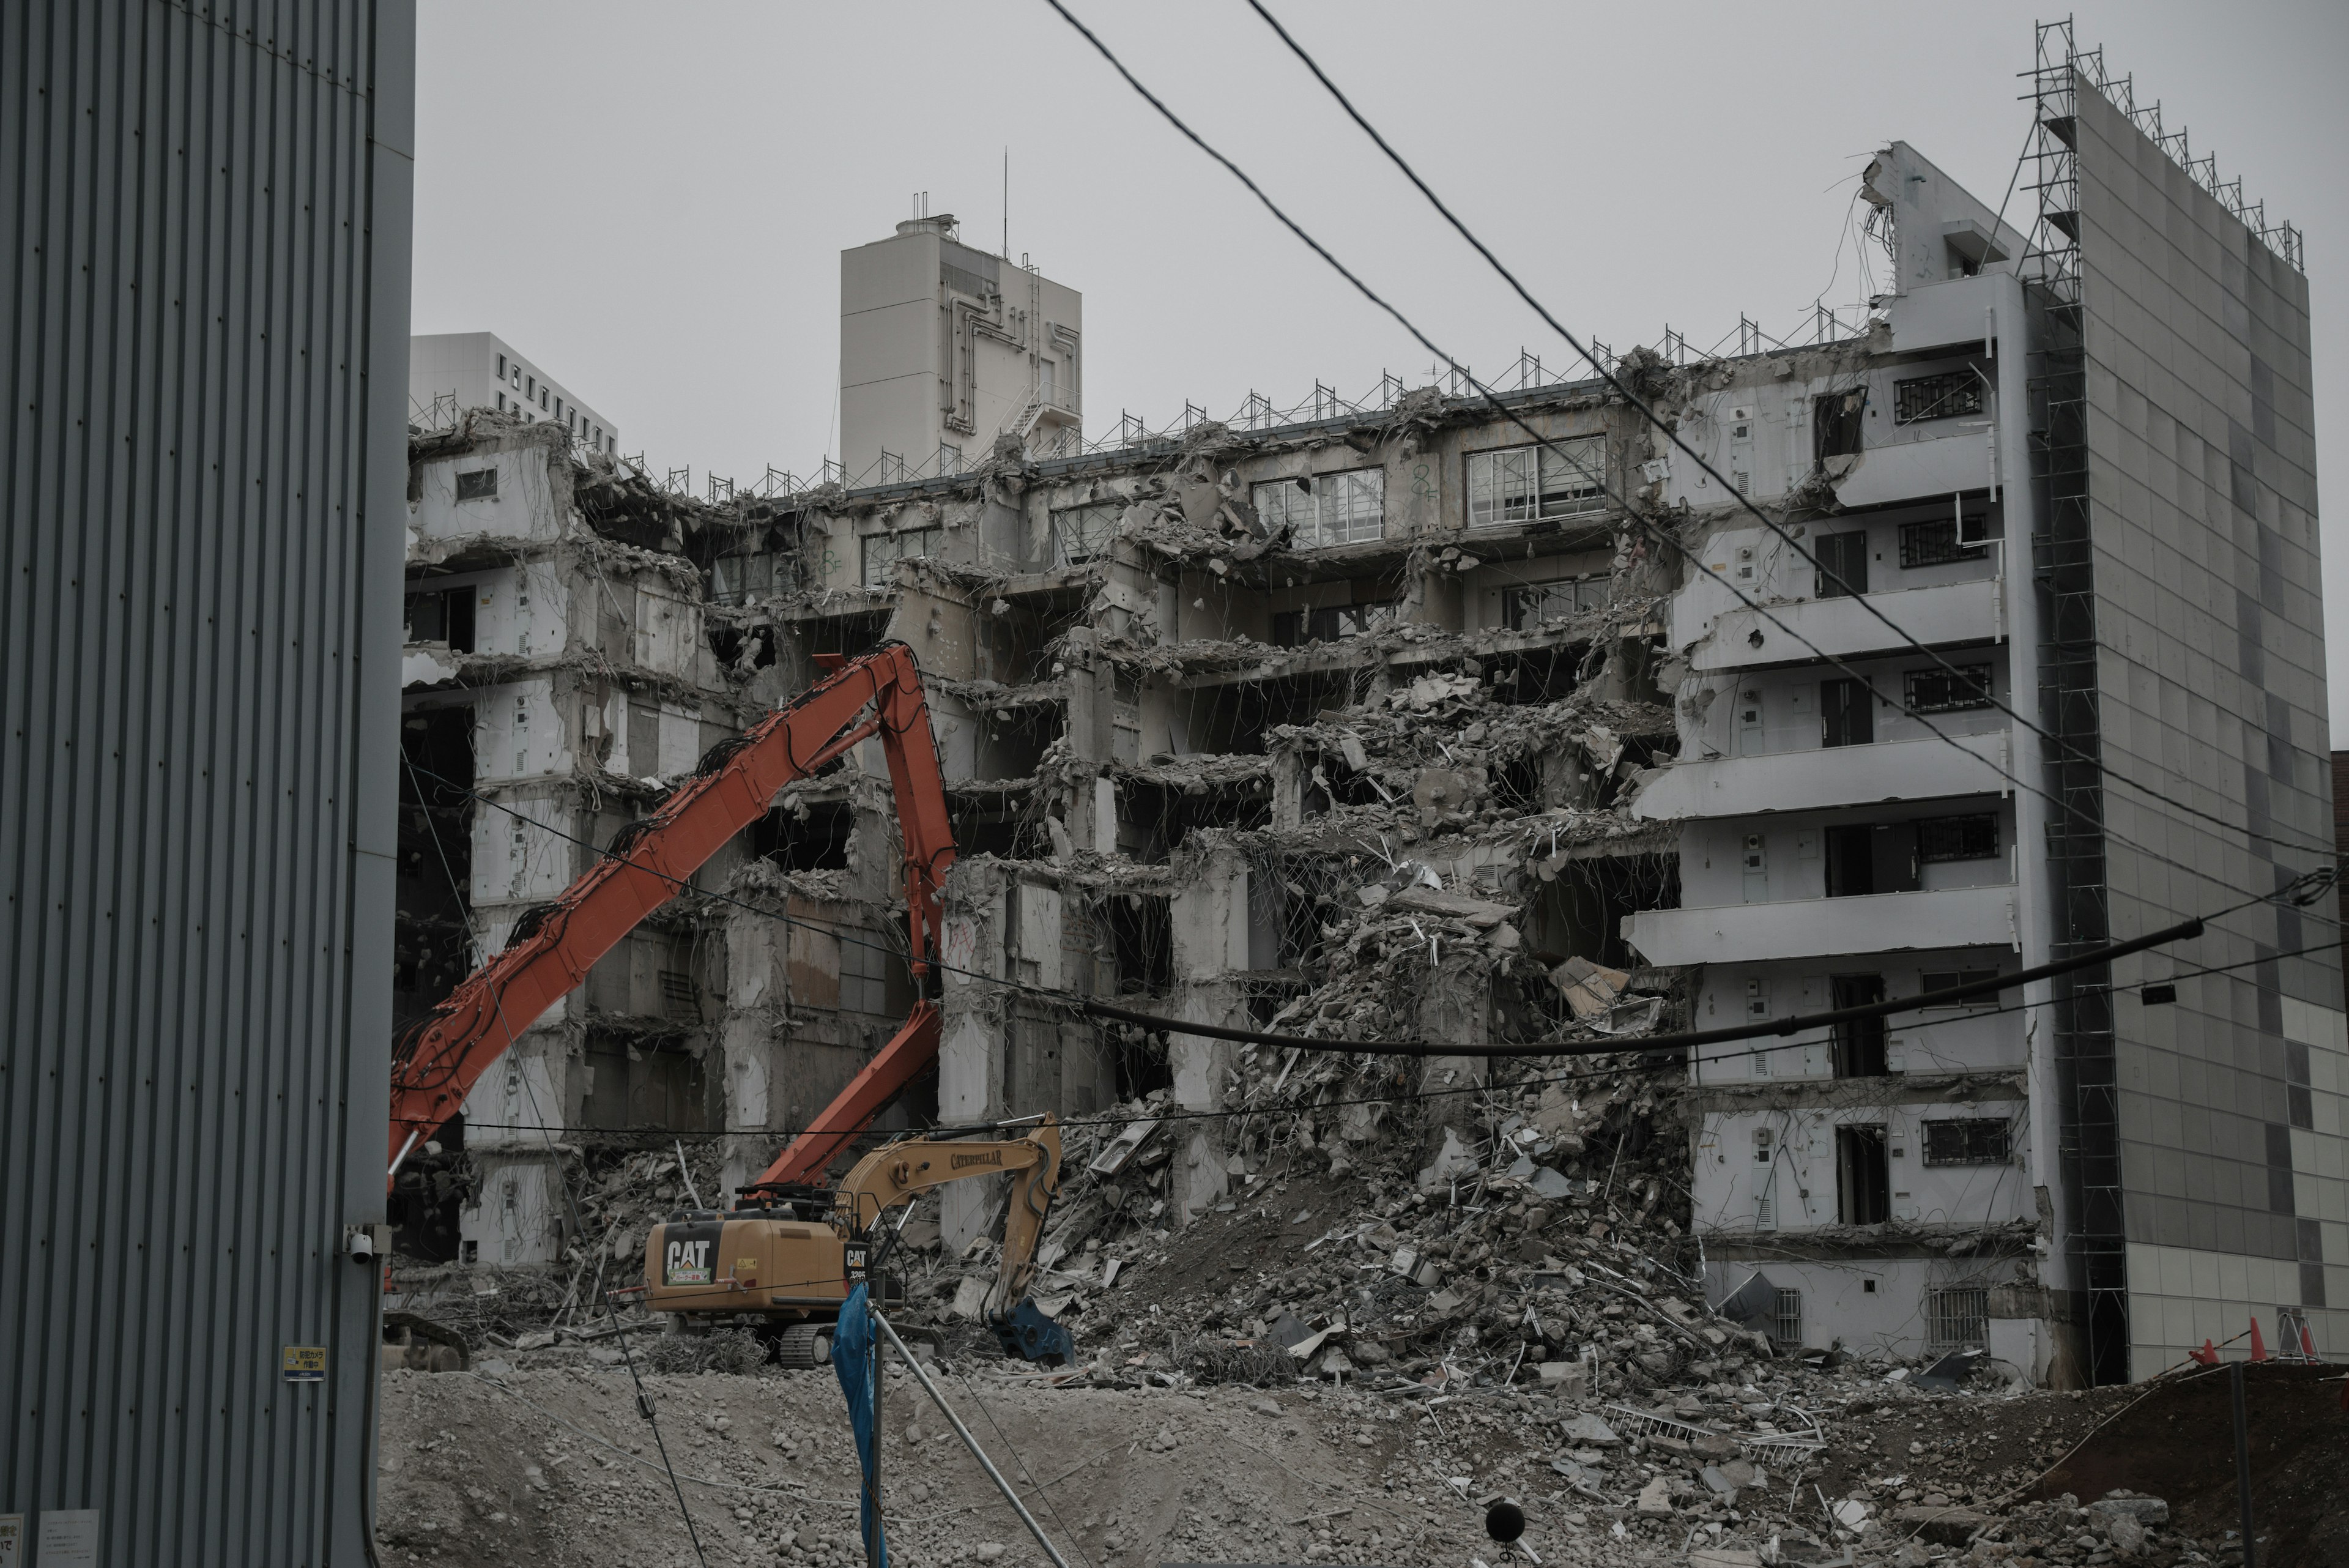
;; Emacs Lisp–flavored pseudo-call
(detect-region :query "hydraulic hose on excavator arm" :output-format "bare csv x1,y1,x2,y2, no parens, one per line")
387,642,958,1183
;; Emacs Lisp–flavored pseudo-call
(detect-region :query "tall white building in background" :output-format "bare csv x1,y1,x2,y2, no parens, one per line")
839,210,1082,487
410,330,620,455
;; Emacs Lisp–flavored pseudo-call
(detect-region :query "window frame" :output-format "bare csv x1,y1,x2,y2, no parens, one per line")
859,527,941,589
1904,663,1994,715
1898,518,1989,568
1464,435,1609,528
1893,370,1985,425
1917,813,2000,863
1501,576,1607,630
1921,1117,2013,1165
1048,502,1121,567
1250,466,1387,549
1926,1286,1991,1351
455,467,498,502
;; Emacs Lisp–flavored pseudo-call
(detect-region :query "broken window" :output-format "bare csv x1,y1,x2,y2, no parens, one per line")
1271,601,1395,648
1102,893,1172,995
861,527,941,588
1917,813,1999,862
403,585,477,652
1904,663,1992,714
1893,371,1984,425
1466,436,1608,527
1814,530,1868,598
751,798,852,871
657,969,702,1024
1050,503,1120,567
1820,678,1874,748
1926,1287,1991,1350
1813,388,1866,461
1898,519,1987,568
1921,1118,2012,1165
1835,1124,1891,1225
710,553,776,604
1502,576,1607,629
1830,974,1888,1077
455,467,497,501
1824,822,1918,897
1251,467,1386,548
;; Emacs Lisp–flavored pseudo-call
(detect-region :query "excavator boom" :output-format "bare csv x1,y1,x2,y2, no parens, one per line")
388,642,957,1174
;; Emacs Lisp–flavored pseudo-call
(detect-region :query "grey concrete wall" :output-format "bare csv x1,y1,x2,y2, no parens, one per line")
0,2,415,1559
2071,76,2347,1369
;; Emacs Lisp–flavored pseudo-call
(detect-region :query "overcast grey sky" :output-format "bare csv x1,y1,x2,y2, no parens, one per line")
413,1,2349,731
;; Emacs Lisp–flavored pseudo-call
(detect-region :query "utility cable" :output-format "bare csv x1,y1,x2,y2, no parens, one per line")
1233,0,2334,862
1037,0,2328,909
405,755,2333,1073
451,924,2349,1151
402,748,714,1568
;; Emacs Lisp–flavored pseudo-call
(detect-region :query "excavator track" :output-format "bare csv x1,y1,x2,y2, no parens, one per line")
773,1321,833,1369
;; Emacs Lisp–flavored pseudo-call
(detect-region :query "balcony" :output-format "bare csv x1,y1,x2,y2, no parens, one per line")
1634,730,2009,820
1624,884,2016,965
1691,576,2002,674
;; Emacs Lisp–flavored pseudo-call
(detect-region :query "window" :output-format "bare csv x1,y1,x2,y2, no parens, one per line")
554,398,564,420
710,554,775,604
403,586,477,652
1466,436,1608,527
1917,814,1999,862
1039,359,1056,405
1893,371,1984,425
540,387,549,411
1926,1286,1990,1350
938,442,962,476
1830,975,1887,1077
511,364,522,390
657,969,701,1024
1921,1118,2012,1165
861,527,941,588
1772,1288,1804,1350
1503,577,1607,628
1899,519,1987,568
455,467,497,501
1825,823,1918,897
1813,388,1866,460
495,391,506,412
526,376,536,399
1814,530,1868,597
1271,602,1395,647
496,353,507,377
1836,1125,1890,1225
1904,663,1992,714
1821,677,1874,747
1920,969,2002,1009
839,930,891,1014
1251,467,1386,548
1050,503,1120,567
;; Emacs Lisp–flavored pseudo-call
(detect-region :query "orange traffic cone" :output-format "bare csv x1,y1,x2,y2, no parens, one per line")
2247,1317,2268,1362
2189,1339,2220,1365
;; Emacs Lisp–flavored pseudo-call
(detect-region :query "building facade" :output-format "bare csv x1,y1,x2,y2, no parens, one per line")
410,330,620,455
1639,56,2338,1383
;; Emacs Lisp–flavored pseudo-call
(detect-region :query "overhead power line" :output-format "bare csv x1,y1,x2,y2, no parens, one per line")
1235,0,2333,863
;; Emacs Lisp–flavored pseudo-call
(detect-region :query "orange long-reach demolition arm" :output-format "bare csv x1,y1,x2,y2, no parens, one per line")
387,642,959,1183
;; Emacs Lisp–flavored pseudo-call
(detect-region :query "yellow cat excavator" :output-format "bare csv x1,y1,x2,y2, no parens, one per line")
642,1113,1072,1367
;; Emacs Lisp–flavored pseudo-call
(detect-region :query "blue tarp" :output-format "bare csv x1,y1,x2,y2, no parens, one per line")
832,1284,889,1568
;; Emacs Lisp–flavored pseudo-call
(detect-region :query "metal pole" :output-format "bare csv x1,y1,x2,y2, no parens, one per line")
2230,1359,2256,1568
866,1277,884,1568
869,1310,1072,1568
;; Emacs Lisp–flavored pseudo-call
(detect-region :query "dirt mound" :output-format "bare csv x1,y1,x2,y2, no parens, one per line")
2033,1362,2349,1564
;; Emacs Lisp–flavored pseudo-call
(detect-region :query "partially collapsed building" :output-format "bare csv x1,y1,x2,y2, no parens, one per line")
394,48,2341,1384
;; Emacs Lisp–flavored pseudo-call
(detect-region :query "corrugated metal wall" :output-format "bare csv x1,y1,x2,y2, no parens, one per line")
1,3,413,1561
